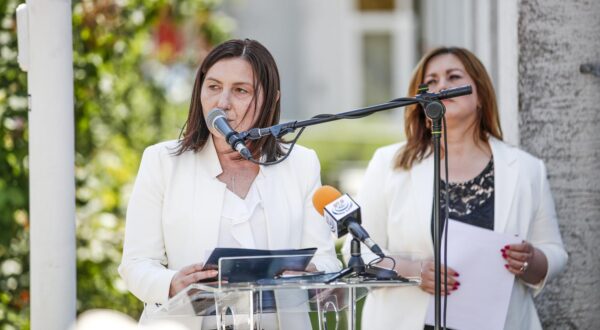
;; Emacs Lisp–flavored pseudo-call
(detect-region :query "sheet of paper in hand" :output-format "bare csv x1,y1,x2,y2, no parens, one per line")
425,219,521,330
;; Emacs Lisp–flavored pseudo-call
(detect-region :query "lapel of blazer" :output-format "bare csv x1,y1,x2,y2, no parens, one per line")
490,138,518,234
192,136,226,258
411,155,435,253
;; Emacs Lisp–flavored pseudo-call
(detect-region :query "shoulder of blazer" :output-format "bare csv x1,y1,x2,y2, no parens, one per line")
489,137,544,175
371,142,406,168
282,144,320,171
140,140,200,180
143,140,182,162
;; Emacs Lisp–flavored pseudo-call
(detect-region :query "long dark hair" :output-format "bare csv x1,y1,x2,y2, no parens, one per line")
395,46,503,169
175,39,284,161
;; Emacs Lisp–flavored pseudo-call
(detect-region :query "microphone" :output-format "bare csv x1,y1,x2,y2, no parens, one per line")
206,108,252,160
312,186,385,258
437,85,472,100
415,85,473,102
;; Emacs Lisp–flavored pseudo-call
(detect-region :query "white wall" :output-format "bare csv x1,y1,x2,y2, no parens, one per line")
422,0,520,146
221,0,417,120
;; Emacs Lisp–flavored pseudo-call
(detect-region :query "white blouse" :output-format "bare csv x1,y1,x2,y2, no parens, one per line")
217,176,268,250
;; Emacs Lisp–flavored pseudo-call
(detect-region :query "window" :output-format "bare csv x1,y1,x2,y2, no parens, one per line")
357,0,395,11
362,32,393,106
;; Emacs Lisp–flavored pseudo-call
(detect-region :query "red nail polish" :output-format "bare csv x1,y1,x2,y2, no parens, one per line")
504,264,509,269
454,272,460,277
504,245,510,250
502,252,507,258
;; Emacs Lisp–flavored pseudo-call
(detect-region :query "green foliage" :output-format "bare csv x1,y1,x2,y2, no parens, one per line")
0,0,31,327
0,0,231,326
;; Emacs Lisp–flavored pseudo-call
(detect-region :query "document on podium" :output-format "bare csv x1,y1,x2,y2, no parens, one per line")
203,247,317,283
425,220,521,330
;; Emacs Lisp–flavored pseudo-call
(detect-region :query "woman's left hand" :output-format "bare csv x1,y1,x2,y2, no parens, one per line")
502,241,536,276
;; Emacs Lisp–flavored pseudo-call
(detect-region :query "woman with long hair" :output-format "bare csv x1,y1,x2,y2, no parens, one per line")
353,47,567,329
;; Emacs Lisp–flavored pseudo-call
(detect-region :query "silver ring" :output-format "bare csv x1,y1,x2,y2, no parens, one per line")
519,261,529,273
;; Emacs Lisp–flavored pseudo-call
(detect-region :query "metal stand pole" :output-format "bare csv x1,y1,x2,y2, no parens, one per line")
424,101,446,330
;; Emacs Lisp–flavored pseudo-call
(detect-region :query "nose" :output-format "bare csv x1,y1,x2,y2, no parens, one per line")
433,78,449,93
216,90,232,111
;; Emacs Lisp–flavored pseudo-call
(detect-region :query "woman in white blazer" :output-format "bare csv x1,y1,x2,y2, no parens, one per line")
354,47,567,329
119,39,340,329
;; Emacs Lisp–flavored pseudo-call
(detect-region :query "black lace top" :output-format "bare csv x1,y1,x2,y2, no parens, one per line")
436,158,495,232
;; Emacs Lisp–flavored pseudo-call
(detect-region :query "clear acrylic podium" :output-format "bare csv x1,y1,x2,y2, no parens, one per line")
149,254,421,330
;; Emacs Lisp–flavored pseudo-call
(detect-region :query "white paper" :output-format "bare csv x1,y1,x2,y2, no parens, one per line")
425,219,521,330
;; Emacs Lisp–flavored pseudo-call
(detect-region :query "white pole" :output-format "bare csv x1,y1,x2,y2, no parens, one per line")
496,0,520,146
17,0,77,328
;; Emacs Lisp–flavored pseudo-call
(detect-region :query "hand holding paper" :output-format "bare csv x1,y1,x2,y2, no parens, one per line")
419,260,460,296
425,220,521,330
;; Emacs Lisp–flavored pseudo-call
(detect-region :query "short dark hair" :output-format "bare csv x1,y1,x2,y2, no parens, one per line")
176,39,284,161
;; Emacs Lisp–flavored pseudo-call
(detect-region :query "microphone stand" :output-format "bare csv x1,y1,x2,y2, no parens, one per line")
420,86,447,330
241,85,469,330
322,238,366,284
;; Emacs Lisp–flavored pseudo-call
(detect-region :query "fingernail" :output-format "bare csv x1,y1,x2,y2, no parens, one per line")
504,264,509,269
504,245,510,250
456,282,460,286
500,248,505,253
502,252,507,258
454,272,460,277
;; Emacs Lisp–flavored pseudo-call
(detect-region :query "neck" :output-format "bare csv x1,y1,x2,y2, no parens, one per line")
212,135,257,170
443,121,489,159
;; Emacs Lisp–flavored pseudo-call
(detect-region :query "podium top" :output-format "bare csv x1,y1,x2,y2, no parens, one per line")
150,253,422,319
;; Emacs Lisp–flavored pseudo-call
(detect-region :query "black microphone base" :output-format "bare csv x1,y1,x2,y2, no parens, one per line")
363,265,408,281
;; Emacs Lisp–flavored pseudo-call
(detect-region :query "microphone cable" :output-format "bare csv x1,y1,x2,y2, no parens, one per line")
245,126,306,166
367,256,397,271
442,115,449,330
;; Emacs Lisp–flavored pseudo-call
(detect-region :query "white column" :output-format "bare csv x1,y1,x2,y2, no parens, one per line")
394,6,416,98
18,0,77,329
496,0,520,146
473,0,493,70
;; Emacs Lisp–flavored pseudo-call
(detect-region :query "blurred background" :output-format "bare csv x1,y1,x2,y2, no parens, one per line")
1,0,598,329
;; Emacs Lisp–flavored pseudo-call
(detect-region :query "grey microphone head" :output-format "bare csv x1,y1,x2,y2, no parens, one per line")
206,108,226,130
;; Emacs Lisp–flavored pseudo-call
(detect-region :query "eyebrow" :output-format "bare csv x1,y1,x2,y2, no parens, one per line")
204,77,254,87
424,68,465,78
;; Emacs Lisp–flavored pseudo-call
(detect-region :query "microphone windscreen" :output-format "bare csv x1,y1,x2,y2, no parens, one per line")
206,108,226,129
312,185,342,216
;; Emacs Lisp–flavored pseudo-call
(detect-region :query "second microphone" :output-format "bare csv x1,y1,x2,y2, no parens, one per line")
313,185,385,258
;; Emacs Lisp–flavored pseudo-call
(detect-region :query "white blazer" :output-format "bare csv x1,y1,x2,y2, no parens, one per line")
353,138,568,330
118,138,340,328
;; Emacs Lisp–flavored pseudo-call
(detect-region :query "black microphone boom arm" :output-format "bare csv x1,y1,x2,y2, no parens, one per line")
240,85,472,140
